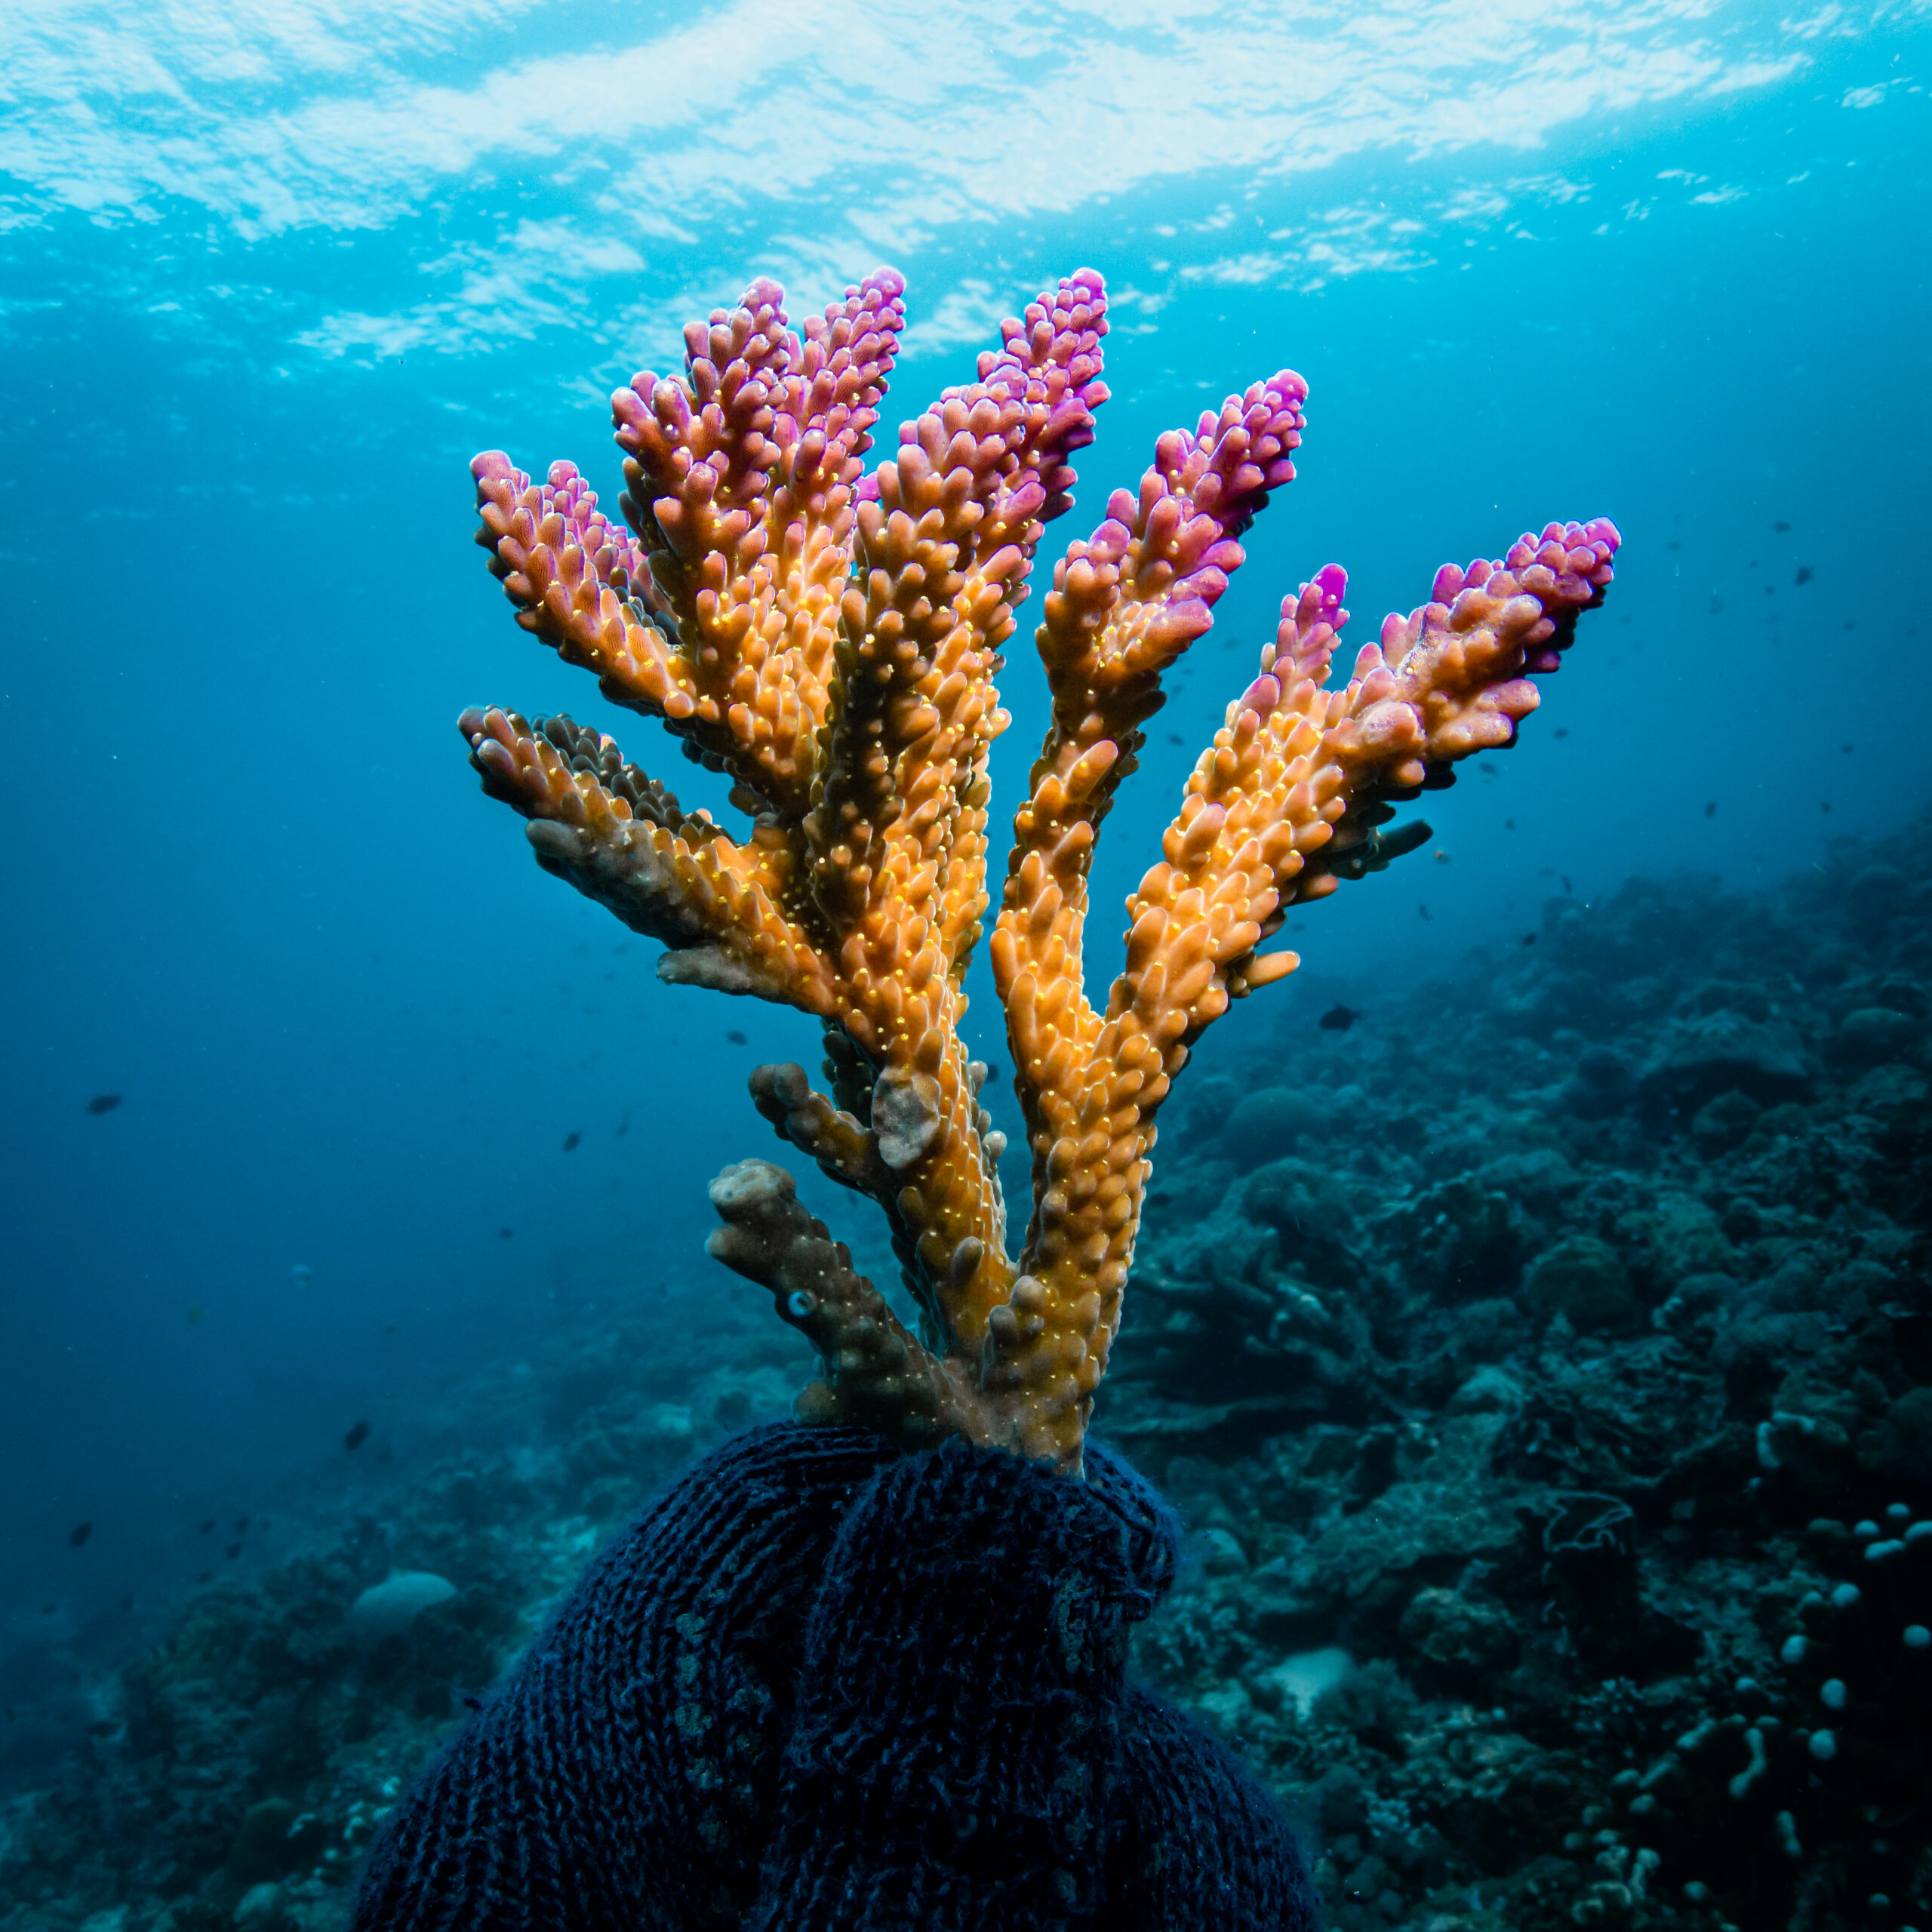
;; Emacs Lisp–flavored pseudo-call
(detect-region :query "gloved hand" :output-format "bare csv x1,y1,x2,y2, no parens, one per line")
353,1423,1316,1931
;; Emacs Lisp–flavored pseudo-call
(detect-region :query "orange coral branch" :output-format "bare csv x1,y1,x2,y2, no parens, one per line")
459,265,1620,1470
459,706,835,1014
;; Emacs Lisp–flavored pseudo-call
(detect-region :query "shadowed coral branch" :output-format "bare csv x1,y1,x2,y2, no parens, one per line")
462,265,1619,1469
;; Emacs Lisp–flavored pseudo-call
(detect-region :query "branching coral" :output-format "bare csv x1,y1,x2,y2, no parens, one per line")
463,266,1619,1470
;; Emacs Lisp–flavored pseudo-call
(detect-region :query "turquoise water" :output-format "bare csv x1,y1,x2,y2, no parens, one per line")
2,7,1929,1912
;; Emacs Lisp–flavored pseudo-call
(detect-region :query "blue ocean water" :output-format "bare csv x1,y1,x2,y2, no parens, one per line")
2,5,1929,1924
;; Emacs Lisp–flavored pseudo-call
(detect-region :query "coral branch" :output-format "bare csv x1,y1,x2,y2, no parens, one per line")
458,706,835,1012
608,272,909,815
983,374,1313,1435
706,1158,995,1447
459,266,1620,1469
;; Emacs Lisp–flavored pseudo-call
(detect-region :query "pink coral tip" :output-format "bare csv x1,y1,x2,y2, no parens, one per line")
1146,598,1214,650
1241,672,1282,720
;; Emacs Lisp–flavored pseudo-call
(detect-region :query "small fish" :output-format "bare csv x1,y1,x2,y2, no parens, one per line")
225,1543,242,1559
497,1226,515,1239
68,1521,92,1549
1820,800,1832,814
1418,904,1432,921
1666,540,1681,551
199,1519,214,1534
561,1131,581,1152
1503,818,1515,832
234,1517,248,1534
1318,1004,1358,1032
1553,728,1569,740
344,1420,371,1452
1704,801,1717,818
120,1594,134,1614
1795,565,1814,586
1167,732,1183,745
1433,848,1451,863
422,1670,487,1714
85,1094,122,1115
1773,520,1791,532
1521,933,1537,947
726,1029,748,1045
187,1304,203,1325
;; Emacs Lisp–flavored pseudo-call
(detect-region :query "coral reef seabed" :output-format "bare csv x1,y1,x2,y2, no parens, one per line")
5,815,1930,1932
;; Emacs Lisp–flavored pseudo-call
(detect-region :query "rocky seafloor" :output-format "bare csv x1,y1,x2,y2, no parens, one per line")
3,812,1928,1932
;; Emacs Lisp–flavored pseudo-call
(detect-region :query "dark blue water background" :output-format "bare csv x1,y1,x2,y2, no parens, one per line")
2,10,1927,1669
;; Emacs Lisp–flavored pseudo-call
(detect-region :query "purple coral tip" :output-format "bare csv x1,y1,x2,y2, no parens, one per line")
1241,672,1282,721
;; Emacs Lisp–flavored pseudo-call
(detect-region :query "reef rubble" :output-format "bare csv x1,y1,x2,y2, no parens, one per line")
1109,811,1932,1930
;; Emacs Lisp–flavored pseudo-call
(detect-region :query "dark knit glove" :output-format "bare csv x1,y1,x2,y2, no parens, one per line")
1112,1684,1320,1930
746,1437,1180,1930
352,1425,900,1930
352,1423,1318,1932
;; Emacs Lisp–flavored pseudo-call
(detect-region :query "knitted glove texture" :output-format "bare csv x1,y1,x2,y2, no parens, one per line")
352,1423,1317,1932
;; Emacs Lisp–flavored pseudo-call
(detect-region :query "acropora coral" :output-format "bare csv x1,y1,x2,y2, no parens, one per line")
461,266,1618,1469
